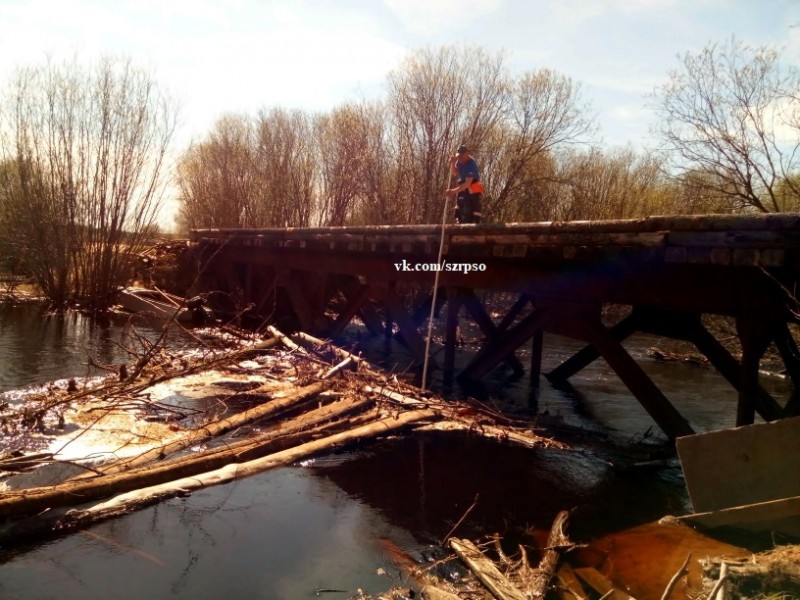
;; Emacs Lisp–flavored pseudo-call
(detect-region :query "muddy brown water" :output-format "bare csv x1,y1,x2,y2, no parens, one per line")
0,302,792,599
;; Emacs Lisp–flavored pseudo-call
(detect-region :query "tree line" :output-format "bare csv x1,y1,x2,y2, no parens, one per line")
176,41,800,230
1,40,799,308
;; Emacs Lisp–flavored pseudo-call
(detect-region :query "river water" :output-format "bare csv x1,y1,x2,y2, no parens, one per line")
0,302,790,599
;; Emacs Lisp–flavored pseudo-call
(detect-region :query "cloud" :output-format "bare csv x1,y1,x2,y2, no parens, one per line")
383,0,504,36
547,0,662,30
547,0,724,35
159,8,405,136
0,0,407,143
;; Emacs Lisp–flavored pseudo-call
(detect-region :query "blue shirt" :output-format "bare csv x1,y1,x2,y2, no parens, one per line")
456,157,480,184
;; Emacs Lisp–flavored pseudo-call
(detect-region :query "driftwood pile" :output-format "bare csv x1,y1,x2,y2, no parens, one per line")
0,326,567,585
700,545,800,600
349,510,582,600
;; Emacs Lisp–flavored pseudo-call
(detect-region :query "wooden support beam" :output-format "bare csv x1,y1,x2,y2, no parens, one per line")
358,302,386,336
547,310,640,382
773,321,800,385
444,287,463,379
461,290,525,376
411,292,433,326
772,321,800,417
689,320,784,421
584,315,695,439
530,330,544,386
460,308,550,381
411,290,447,326
735,317,774,426
380,287,430,365
325,282,373,338
495,293,531,333
244,262,254,306
384,310,394,339
280,270,318,333
251,267,278,316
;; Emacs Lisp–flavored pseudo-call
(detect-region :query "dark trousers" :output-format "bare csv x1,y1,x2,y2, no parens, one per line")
455,192,482,223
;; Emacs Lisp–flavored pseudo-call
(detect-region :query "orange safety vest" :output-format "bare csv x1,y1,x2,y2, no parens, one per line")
469,181,485,194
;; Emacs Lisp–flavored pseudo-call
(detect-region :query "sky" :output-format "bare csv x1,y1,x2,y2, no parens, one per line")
1,0,799,223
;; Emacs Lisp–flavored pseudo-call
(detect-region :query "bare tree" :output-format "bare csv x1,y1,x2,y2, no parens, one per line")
485,69,595,221
254,108,316,227
1,57,176,309
388,47,466,223
350,101,398,225
314,103,371,226
0,159,26,275
652,37,800,213
548,148,669,220
176,114,257,230
177,109,317,230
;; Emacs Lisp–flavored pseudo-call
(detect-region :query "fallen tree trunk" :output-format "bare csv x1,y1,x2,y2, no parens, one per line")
0,408,439,536
417,421,569,450
573,567,637,600
0,406,438,523
293,331,368,368
81,380,331,477
0,397,378,541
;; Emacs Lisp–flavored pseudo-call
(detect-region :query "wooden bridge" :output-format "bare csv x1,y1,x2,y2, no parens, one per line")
189,213,800,439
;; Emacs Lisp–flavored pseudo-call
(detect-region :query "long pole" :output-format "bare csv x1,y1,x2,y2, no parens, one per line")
421,157,454,389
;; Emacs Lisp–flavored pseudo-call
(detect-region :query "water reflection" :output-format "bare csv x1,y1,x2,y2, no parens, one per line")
0,303,190,393
0,468,419,600
314,433,689,544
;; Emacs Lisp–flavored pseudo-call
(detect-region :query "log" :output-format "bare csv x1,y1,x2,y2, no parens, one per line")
0,407,438,522
293,331,367,366
321,356,355,379
36,336,283,415
0,397,379,542
375,536,462,597
366,385,436,409
530,510,571,597
416,421,567,450
77,380,331,477
449,537,528,600
267,325,307,354
711,563,729,600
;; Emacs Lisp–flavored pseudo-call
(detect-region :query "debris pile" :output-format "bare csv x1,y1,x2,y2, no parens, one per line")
0,326,563,544
1,324,798,599
135,238,197,295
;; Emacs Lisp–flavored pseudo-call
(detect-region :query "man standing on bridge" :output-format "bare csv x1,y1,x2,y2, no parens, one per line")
446,144,483,224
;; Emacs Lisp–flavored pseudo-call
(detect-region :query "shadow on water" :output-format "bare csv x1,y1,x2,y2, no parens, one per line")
0,303,195,393
313,432,691,544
